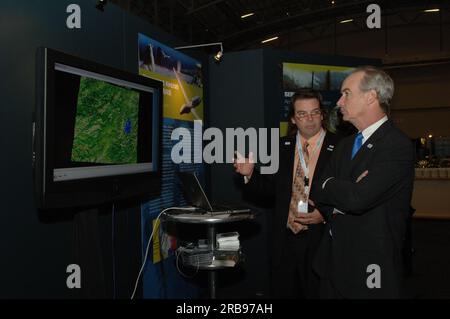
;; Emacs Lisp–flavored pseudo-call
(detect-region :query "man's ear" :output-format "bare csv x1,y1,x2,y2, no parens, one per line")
366,89,378,105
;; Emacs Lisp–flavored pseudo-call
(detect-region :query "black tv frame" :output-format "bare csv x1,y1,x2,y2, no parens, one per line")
33,47,163,210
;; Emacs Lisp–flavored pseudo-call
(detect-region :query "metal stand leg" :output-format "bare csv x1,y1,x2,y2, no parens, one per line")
209,271,217,299
207,224,216,250
206,224,217,298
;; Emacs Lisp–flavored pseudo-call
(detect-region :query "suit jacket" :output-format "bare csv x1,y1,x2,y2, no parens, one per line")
313,120,415,298
245,131,342,268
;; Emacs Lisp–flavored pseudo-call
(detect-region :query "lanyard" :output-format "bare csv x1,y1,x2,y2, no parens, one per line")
296,129,325,183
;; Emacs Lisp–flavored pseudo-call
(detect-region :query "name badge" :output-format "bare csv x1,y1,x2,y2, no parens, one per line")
297,200,309,214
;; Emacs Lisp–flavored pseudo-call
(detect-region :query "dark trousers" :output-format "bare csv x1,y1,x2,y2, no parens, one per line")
270,229,320,299
316,232,343,299
319,278,343,299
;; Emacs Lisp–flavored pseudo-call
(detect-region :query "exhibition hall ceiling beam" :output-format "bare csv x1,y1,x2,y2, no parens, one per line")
215,1,246,35
221,0,374,48
219,0,373,41
227,1,448,50
109,0,448,52
175,0,220,36
185,0,227,15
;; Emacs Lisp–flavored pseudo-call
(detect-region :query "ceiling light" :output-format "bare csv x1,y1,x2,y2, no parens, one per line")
339,19,354,24
241,13,255,19
424,8,440,13
261,36,278,44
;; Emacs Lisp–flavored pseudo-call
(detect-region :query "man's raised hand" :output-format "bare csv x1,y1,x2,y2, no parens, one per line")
233,151,255,178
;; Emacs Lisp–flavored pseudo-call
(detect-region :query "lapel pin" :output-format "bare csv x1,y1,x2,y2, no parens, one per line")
367,144,373,149
285,141,291,145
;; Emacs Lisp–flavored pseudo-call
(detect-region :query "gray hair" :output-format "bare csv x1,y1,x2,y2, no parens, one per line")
352,66,394,113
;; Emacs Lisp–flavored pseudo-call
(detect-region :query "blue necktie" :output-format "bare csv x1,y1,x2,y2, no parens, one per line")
351,132,363,159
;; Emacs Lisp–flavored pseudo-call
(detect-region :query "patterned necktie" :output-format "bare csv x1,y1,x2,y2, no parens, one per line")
351,132,363,159
287,147,308,234
303,141,310,167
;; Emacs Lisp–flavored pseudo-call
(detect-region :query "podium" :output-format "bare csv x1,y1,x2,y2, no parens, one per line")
162,210,254,298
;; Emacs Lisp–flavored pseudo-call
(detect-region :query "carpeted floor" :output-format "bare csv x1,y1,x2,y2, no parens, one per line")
217,218,450,299
405,218,450,298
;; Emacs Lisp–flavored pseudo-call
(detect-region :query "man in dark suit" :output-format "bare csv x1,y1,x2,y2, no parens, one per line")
312,66,415,298
233,89,341,298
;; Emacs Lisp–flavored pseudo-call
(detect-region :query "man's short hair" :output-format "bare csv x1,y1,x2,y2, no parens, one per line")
352,66,394,114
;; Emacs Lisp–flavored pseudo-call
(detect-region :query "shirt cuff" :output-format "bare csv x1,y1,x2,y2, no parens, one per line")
332,208,345,215
322,177,334,189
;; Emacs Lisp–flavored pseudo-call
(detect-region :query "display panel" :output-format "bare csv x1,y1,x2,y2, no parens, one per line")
34,48,163,209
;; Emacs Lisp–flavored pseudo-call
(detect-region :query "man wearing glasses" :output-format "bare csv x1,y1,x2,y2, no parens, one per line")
234,88,341,298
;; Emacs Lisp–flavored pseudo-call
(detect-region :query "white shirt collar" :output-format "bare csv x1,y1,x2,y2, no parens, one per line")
361,116,388,144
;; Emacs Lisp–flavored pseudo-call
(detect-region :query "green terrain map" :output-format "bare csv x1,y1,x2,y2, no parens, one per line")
71,77,139,164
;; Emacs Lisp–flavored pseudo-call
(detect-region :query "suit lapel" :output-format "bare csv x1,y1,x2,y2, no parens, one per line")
351,120,392,163
282,136,296,185
313,132,337,186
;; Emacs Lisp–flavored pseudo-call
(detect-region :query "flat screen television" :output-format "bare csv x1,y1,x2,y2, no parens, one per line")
34,47,162,209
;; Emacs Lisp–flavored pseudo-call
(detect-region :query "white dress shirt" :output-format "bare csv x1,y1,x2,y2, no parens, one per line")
360,115,388,145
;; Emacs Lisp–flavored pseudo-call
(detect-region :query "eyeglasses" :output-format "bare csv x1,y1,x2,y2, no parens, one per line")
295,109,322,119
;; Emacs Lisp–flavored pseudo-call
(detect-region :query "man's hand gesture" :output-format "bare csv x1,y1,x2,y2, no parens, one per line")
233,151,255,178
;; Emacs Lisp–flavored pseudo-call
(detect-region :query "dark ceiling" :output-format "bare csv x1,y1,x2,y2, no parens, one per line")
109,0,448,53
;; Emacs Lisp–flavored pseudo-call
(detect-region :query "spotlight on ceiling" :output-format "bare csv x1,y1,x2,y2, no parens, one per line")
214,50,223,62
96,0,107,11
175,42,224,63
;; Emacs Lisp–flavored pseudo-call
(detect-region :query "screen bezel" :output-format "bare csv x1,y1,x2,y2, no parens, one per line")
34,47,163,209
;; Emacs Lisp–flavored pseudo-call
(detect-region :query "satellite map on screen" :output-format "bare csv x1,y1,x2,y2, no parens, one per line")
71,77,139,164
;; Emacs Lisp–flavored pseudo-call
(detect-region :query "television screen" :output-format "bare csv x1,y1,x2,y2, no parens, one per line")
34,48,163,209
